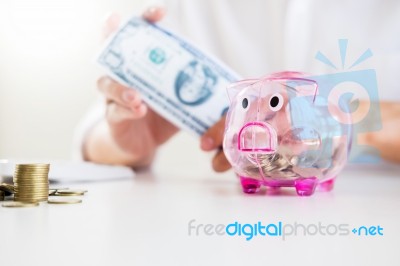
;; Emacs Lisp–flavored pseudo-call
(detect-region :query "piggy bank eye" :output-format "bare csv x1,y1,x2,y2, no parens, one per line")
241,97,249,110
269,93,284,112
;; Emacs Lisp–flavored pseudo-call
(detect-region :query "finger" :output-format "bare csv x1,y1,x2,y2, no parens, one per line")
212,151,232,172
142,6,166,23
200,116,226,151
106,102,148,124
102,13,121,39
97,76,142,109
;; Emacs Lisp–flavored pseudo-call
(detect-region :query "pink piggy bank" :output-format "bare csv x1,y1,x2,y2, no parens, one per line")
223,72,352,196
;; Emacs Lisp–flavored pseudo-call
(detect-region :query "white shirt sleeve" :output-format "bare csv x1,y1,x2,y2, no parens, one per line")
72,98,106,161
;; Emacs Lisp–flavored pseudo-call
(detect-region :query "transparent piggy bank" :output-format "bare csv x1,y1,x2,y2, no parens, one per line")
223,72,352,196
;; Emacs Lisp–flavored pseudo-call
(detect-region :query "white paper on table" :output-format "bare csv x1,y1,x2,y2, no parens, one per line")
0,160,135,183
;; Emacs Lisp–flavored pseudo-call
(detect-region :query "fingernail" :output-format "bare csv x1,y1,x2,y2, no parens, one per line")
123,91,135,103
201,137,214,150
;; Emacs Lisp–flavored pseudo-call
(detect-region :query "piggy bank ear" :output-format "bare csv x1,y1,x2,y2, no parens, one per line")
226,79,258,103
285,78,318,103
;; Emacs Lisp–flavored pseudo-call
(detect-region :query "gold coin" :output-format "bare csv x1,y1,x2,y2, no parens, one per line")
15,169,48,171
15,195,48,198
15,192,47,194
14,183,48,185
14,174,49,177
16,187,48,189
14,182,48,185
15,184,48,186
16,164,49,166
15,187,48,190
15,190,48,193
14,184,48,187
14,197,48,202
48,198,82,204
15,167,49,169
14,194,48,197
15,188,48,191
14,181,48,183
15,197,47,200
14,199,47,203
13,200,43,204
2,202,39,208
48,188,70,195
54,192,84,196
15,184,49,186
14,180,49,182
15,190,49,192
14,171,49,175
14,180,48,183
15,193,47,196
13,176,48,179
15,189,48,192
15,193,48,197
55,190,86,196
15,168,49,170
14,174,48,176
15,197,48,200
15,169,49,172
15,169,49,171
14,176,48,178
15,163,50,167
14,170,49,173
14,171,49,174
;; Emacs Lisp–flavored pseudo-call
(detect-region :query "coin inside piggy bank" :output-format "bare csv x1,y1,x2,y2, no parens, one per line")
223,72,352,196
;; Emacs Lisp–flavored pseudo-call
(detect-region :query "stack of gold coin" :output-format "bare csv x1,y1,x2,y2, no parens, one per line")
13,164,50,203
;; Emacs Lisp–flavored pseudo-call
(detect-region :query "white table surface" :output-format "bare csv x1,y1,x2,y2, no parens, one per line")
1,162,399,266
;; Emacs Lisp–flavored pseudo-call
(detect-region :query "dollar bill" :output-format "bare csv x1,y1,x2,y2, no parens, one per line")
98,17,241,136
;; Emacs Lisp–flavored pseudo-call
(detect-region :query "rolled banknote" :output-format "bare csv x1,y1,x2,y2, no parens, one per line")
98,16,241,136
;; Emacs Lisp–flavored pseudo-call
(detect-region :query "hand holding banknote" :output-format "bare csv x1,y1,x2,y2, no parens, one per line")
89,7,239,171
85,7,179,167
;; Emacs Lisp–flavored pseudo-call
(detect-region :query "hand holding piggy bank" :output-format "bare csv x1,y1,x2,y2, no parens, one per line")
223,72,352,196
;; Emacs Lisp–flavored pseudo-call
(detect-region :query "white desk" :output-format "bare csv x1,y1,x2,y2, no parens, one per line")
0,163,399,266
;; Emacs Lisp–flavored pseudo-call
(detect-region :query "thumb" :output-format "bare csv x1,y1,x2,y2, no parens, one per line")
143,6,166,23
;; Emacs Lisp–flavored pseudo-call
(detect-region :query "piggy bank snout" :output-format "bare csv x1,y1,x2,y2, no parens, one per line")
237,122,277,153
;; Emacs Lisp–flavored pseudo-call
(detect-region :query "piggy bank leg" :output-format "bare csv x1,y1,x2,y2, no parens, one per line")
294,177,317,196
318,177,336,192
239,176,261,194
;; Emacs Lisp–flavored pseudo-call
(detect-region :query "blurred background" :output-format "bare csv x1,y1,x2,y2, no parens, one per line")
1,0,397,170
0,0,150,160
